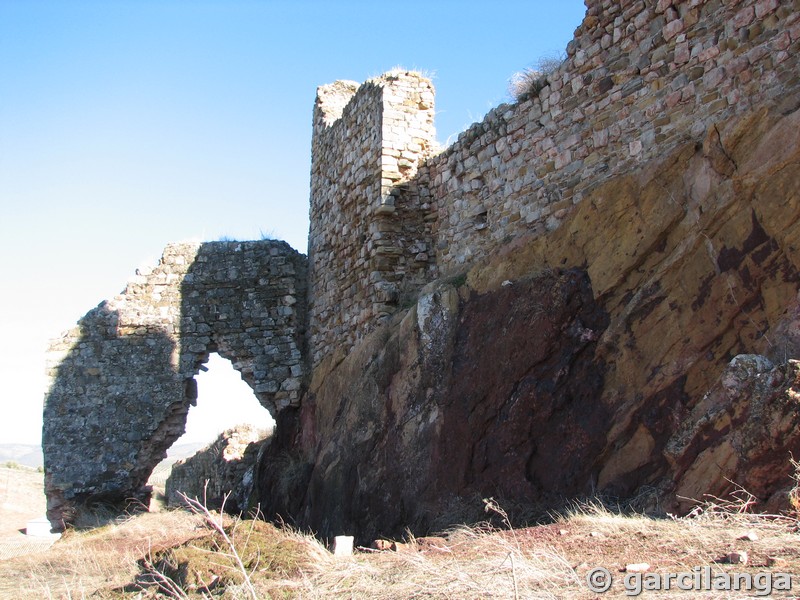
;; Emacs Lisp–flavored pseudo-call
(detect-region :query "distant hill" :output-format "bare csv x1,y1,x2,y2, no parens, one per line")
165,441,207,461
0,441,207,472
0,444,42,469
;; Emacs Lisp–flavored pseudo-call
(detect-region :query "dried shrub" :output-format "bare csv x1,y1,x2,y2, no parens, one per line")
790,456,800,513
509,53,566,101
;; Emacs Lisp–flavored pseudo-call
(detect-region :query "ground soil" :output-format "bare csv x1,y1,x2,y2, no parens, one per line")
1,471,799,598
0,466,56,562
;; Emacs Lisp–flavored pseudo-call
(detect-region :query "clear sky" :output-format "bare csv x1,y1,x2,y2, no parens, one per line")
0,0,587,446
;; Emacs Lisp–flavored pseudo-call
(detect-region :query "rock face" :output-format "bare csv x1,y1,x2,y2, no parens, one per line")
666,356,800,514
165,425,269,512
259,271,609,541
435,271,609,505
257,104,800,542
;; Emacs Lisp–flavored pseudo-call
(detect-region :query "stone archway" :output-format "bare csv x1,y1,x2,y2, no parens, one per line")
43,240,306,530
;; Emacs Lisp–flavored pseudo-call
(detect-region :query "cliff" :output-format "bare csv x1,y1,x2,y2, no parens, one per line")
258,102,800,542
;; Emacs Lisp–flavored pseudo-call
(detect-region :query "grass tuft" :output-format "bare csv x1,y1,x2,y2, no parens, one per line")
789,456,800,514
509,53,566,101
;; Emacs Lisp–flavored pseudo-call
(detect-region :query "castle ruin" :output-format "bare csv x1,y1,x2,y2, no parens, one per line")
43,0,800,532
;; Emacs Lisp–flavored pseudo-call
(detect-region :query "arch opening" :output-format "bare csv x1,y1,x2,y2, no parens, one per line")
183,351,276,446
43,239,306,529
148,352,276,508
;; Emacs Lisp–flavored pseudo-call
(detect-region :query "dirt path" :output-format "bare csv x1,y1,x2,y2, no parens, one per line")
0,467,58,560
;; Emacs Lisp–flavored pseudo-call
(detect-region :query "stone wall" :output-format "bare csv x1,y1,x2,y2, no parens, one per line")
43,240,306,529
307,71,437,367
307,0,800,362
165,424,269,512
424,0,800,273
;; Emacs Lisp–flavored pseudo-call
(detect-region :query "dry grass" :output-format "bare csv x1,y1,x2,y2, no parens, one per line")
790,456,800,513
135,520,330,599
302,529,579,599
547,497,800,597
23,506,800,598
0,466,59,562
508,54,566,101
2,502,799,598
3,473,800,598
0,509,209,599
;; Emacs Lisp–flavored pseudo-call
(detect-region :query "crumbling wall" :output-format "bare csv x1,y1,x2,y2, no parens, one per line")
43,240,306,529
307,71,437,368
165,424,269,512
306,0,800,358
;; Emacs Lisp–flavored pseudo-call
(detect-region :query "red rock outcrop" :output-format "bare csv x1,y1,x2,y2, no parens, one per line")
666,355,800,514
257,105,800,542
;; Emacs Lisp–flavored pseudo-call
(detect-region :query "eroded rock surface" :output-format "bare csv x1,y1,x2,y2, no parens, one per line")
258,105,800,542
259,270,609,542
666,356,800,514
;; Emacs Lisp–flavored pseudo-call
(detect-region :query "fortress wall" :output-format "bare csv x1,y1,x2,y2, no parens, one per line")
307,1,799,365
178,241,306,408
43,240,306,528
308,73,436,367
425,0,800,273
306,0,800,365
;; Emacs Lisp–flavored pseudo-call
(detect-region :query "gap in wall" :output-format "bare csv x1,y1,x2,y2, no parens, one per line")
175,352,275,450
147,353,276,500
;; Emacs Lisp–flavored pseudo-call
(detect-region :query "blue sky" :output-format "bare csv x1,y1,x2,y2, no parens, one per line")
0,1,586,445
